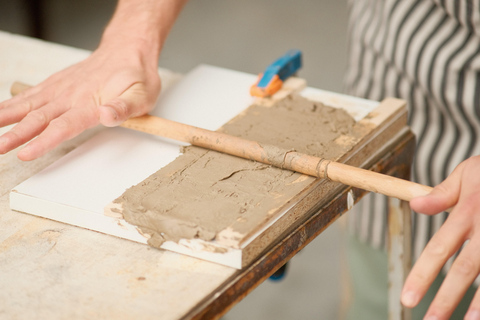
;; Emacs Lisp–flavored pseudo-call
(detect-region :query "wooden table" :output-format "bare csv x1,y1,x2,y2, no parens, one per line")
0,31,412,320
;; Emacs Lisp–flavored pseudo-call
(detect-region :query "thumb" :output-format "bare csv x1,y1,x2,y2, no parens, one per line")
410,164,463,215
98,83,155,127
98,103,126,127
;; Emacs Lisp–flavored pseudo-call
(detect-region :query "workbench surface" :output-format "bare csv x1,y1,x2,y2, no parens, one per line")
0,31,241,320
0,31,414,320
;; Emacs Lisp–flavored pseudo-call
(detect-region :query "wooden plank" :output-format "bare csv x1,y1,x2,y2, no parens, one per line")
107,94,407,268
388,197,413,320
9,52,388,268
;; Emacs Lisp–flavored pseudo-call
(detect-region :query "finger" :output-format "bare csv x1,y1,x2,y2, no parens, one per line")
0,93,25,111
423,238,480,319
401,219,469,308
99,83,156,127
3,82,43,106
410,163,464,215
465,285,480,320
456,157,480,213
0,103,66,154
17,108,98,161
0,92,52,127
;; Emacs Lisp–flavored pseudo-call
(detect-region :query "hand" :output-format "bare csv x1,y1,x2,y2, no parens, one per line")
0,42,161,161
402,155,480,319
0,0,189,161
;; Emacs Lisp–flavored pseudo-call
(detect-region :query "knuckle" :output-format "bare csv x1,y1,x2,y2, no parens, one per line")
49,116,72,130
428,301,451,317
461,196,478,212
107,99,129,118
409,270,429,285
425,239,450,260
50,114,92,137
19,100,34,114
433,183,450,195
1,130,27,151
25,110,48,127
453,257,477,276
2,131,21,143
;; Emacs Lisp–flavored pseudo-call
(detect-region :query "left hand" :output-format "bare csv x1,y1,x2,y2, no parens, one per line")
0,41,161,161
402,155,480,319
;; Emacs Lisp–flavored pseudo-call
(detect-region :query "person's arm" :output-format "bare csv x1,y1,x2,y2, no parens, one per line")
402,155,480,319
0,0,187,161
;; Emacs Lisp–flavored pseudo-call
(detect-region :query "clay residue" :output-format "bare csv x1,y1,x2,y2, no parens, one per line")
114,94,364,249
221,94,358,160
260,144,294,168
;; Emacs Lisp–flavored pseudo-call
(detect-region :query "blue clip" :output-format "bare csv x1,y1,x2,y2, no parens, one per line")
251,49,303,97
257,49,302,89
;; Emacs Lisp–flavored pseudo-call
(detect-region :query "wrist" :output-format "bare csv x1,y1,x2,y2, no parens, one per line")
99,0,187,61
97,33,160,70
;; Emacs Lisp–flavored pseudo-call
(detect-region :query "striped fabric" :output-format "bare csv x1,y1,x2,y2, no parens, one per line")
344,0,480,263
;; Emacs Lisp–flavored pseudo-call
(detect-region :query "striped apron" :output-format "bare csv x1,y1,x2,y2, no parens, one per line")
344,0,480,267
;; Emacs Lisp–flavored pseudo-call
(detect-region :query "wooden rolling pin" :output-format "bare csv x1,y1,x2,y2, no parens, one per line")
11,81,433,202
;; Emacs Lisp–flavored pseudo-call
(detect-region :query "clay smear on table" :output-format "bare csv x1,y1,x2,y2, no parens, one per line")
113,94,365,249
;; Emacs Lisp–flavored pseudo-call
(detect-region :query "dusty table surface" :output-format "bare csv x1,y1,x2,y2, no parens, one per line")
0,31,408,320
0,31,238,320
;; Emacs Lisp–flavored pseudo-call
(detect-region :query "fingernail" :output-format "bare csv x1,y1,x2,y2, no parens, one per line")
466,310,480,320
401,291,418,307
